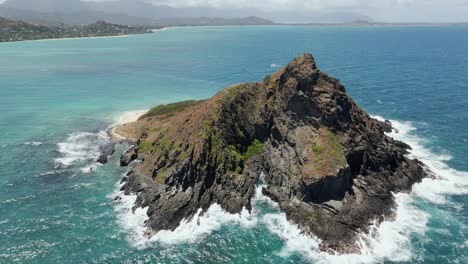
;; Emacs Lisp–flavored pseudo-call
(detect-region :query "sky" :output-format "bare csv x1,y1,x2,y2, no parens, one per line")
147,0,468,22
1,0,467,22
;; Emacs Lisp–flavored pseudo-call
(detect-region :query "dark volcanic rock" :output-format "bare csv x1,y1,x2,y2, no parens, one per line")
117,53,427,253
96,142,115,164
120,145,138,166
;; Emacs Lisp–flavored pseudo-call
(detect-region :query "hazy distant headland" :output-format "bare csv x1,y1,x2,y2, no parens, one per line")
1,0,467,43
1,0,466,27
0,0,277,26
0,15,278,42
0,18,154,42
0,0,279,42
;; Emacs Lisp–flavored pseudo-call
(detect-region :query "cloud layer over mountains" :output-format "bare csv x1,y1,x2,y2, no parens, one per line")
0,0,467,24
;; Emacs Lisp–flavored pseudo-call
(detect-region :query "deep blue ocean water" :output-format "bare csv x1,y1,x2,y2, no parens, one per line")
0,26,467,263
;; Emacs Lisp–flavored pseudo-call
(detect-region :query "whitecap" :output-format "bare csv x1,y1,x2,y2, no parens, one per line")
339,193,429,264
270,63,281,68
305,115,468,262
38,170,63,176
253,184,429,263
153,204,256,245
69,183,93,189
112,189,150,248
253,117,467,263
373,115,468,204
23,141,43,146
263,212,321,259
112,183,256,249
54,131,110,168
252,176,278,208
111,116,467,262
80,164,100,174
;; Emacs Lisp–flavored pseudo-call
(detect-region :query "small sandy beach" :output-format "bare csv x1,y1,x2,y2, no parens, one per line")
109,110,148,141
33,35,130,42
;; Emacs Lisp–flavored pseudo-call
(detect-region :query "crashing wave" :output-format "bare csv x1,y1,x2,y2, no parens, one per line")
112,116,467,263
112,182,256,249
54,131,110,169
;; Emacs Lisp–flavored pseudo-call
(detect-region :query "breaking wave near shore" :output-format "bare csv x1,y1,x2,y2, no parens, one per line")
111,116,467,263
54,131,112,173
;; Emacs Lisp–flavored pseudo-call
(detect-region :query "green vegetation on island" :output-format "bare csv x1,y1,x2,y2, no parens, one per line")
139,100,205,120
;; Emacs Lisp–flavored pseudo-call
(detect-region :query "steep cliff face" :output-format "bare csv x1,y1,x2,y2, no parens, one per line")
115,54,426,253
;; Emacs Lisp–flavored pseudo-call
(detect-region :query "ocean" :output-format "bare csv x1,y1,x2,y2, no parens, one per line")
0,25,467,263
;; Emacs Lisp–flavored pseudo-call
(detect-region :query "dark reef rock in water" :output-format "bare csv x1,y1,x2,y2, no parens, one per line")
116,53,427,253
96,142,115,164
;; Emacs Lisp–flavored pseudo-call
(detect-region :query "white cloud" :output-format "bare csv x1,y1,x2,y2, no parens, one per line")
0,0,467,22
148,0,468,22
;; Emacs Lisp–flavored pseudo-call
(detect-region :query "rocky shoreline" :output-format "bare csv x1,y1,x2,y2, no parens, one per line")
111,54,428,253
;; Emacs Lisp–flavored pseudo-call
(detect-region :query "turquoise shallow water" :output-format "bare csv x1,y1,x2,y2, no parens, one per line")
0,26,467,263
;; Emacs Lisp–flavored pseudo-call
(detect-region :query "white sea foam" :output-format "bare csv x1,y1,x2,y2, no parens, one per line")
38,170,66,176
263,211,321,258
54,131,110,168
302,115,468,263
270,63,281,68
373,116,468,204
252,179,278,208
112,183,257,249
80,164,100,174
253,184,430,263
257,116,465,263
111,116,467,262
152,205,256,245
24,141,43,146
355,193,429,262
112,188,150,249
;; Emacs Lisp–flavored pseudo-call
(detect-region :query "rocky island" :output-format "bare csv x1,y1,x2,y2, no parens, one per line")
113,54,428,253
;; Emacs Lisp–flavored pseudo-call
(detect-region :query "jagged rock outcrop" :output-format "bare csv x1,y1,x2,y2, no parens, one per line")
115,53,427,253
96,142,115,164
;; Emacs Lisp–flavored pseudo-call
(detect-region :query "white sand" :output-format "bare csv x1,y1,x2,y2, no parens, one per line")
32,35,130,43
116,110,148,125
109,110,148,141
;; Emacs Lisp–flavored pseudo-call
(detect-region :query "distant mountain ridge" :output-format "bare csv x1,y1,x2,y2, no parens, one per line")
153,16,275,27
0,0,154,26
2,0,88,13
0,0,274,26
0,0,370,26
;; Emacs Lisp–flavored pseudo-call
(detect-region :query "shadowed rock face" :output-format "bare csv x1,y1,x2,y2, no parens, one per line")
116,53,427,253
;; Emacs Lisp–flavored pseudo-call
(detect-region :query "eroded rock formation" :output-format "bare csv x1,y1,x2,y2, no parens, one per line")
114,53,427,253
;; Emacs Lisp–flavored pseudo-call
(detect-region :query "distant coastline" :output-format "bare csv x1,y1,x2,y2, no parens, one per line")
0,18,154,43
30,34,131,42
3,18,467,43
290,21,468,27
